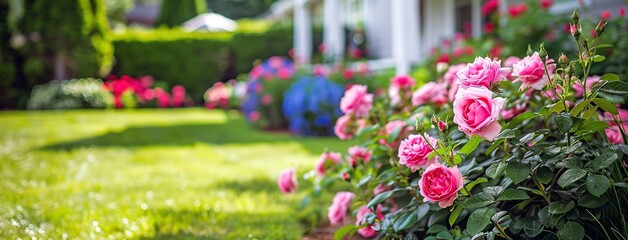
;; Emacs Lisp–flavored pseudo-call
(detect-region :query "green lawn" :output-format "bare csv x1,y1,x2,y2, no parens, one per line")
0,108,354,239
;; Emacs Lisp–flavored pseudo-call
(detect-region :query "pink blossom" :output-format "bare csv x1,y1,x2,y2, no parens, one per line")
390,75,416,90
601,10,612,19
248,111,260,122
540,0,553,9
348,146,372,167
171,85,186,107
453,87,505,141
512,52,556,91
412,82,448,107
315,151,343,176
155,88,171,108
398,134,438,172
444,64,466,102
620,7,626,17
606,125,626,144
456,57,510,89
573,76,600,98
277,168,298,193
334,115,356,140
343,69,354,79
373,183,392,195
261,94,273,105
340,85,373,118
379,120,412,149
482,0,499,16
419,163,464,208
508,3,528,17
501,102,527,120
341,172,350,181
503,56,521,68
277,68,292,80
355,205,382,238
328,192,355,225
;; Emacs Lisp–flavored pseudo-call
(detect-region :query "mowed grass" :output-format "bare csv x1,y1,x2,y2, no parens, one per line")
0,108,355,239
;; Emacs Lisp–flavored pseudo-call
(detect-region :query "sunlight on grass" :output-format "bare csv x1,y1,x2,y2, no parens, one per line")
0,108,355,239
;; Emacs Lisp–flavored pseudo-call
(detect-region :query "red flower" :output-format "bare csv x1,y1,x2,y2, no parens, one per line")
343,69,354,79
540,0,553,9
508,4,528,18
436,53,450,63
620,7,626,17
481,0,499,16
601,10,611,19
483,22,495,33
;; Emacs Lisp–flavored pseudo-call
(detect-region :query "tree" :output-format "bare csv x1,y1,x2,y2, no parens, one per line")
155,0,207,27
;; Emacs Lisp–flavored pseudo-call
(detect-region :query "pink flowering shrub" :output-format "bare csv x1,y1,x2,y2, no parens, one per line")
204,80,246,110
280,10,628,240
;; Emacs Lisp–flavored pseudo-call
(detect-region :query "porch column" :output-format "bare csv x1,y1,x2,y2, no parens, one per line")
323,0,344,62
294,0,312,65
392,0,408,75
444,0,455,37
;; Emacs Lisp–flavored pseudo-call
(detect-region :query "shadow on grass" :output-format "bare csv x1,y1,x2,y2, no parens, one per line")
212,177,278,194
42,117,353,154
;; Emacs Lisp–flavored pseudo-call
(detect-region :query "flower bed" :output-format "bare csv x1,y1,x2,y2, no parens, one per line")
280,10,628,240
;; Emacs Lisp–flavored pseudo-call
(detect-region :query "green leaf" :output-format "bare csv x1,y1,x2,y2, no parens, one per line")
570,99,591,117
592,55,606,62
601,81,628,95
497,189,530,201
463,192,495,209
462,177,488,195
548,102,566,114
466,208,496,235
485,138,506,155
506,161,530,184
576,120,609,134
367,190,394,208
448,205,463,227
436,231,454,240
453,154,463,165
555,113,573,133
387,125,402,143
356,124,380,137
596,43,613,49
592,98,618,115
589,152,619,171
334,224,359,240
509,112,540,127
536,166,553,184
578,193,608,208
461,135,483,154
548,201,575,214
416,203,430,221
486,161,506,179
558,168,587,188
495,128,516,140
393,211,419,232
586,174,610,197
599,73,620,82
557,222,584,240
427,224,448,234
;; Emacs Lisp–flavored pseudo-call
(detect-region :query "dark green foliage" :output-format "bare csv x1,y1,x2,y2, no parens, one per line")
111,30,231,102
3,0,113,109
27,78,109,109
155,0,207,27
206,0,277,20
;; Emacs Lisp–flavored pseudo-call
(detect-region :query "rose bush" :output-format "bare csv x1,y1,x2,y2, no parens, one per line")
280,10,628,240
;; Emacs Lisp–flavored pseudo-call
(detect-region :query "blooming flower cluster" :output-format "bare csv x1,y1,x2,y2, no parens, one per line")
282,76,345,136
103,75,191,108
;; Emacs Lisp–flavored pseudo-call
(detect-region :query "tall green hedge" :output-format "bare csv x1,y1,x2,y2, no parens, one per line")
1,0,113,109
111,29,232,102
155,0,207,27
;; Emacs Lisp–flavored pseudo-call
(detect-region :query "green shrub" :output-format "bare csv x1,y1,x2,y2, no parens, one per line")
27,78,109,110
155,0,207,27
111,29,232,101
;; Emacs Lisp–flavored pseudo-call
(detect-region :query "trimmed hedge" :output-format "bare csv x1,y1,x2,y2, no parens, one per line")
112,29,232,102
111,24,321,102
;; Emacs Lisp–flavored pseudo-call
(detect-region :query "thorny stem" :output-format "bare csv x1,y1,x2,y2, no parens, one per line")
493,220,514,240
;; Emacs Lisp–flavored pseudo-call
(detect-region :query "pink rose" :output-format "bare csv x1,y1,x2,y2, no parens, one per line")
340,85,373,118
444,64,466,86
334,115,357,140
390,75,416,90
379,120,412,148
412,82,448,106
248,111,260,122
355,205,383,238
261,94,273,105
373,183,392,195
453,87,505,141
277,68,292,80
573,76,600,98
419,163,464,208
512,52,556,91
456,57,510,89
348,146,372,167
503,56,521,68
315,151,343,176
277,168,298,193
606,125,626,144
501,102,527,120
398,134,438,172
328,192,355,225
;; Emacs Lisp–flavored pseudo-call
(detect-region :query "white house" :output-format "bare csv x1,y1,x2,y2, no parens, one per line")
267,0,624,75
